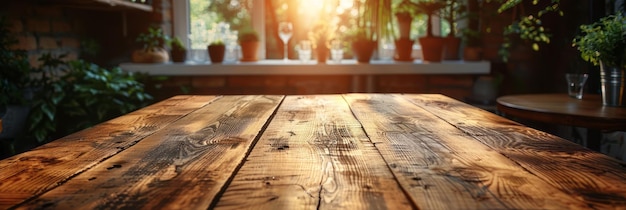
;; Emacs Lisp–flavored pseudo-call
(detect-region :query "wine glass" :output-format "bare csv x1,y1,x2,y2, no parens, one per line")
278,21,293,61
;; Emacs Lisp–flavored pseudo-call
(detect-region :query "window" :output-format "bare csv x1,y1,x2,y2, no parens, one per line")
173,0,455,62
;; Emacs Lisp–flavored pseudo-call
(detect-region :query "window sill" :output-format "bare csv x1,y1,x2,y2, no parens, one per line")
120,59,490,76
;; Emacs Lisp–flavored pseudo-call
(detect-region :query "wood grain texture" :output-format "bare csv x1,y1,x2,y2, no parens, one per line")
406,94,626,209
0,95,216,209
215,95,413,210
343,93,588,209
12,95,283,209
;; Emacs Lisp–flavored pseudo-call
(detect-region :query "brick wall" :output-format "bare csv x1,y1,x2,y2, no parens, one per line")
3,2,80,67
2,0,169,67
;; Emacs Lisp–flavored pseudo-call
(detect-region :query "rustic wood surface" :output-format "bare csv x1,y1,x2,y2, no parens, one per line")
215,95,412,209
0,95,216,209
1,94,625,209
496,94,626,131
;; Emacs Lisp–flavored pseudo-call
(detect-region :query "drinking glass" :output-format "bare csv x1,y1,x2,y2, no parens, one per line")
330,40,343,63
278,21,293,61
297,40,312,63
566,73,588,99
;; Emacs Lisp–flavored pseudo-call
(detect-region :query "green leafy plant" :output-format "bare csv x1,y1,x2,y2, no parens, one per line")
309,21,335,49
238,30,259,42
209,40,225,46
441,0,467,37
29,55,153,141
169,37,186,51
352,0,394,42
416,1,446,37
136,26,170,52
394,0,420,18
493,0,563,61
572,12,626,67
0,17,45,107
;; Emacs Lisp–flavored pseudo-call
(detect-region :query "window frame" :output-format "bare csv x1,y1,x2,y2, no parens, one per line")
172,0,453,61
173,0,266,60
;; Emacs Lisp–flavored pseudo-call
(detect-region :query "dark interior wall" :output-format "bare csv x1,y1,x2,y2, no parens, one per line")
487,1,601,95
1,0,164,67
2,0,613,97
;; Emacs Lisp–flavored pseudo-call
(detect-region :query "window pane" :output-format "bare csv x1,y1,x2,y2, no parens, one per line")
187,0,452,61
189,0,253,62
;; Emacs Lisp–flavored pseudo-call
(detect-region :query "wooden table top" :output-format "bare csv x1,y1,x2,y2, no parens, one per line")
1,94,626,209
497,93,626,131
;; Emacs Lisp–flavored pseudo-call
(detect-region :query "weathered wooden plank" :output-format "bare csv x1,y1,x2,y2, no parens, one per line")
12,95,283,209
215,95,413,210
0,95,216,209
343,93,589,209
404,93,626,209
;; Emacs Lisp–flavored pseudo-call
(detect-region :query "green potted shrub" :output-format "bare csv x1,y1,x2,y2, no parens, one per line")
462,28,483,61
348,28,376,63
238,29,260,62
416,0,446,62
208,40,226,63
441,0,466,60
169,37,187,63
393,0,419,61
349,0,393,63
573,12,626,107
309,21,335,64
132,26,170,63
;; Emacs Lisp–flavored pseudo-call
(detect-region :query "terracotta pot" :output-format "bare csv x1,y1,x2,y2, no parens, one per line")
394,38,414,62
131,48,169,63
240,41,259,62
208,44,226,63
463,47,483,61
352,40,377,63
443,36,461,60
171,48,187,63
418,36,444,62
316,46,329,64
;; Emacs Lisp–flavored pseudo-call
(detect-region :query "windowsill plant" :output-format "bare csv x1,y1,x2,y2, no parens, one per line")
416,0,446,62
132,26,170,63
169,37,187,63
393,0,419,61
208,40,226,63
238,29,260,62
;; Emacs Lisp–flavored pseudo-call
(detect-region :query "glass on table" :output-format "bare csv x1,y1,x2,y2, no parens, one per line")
566,73,589,99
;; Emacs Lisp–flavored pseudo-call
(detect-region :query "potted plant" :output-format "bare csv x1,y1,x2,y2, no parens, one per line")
132,26,170,63
393,0,419,61
416,0,446,62
349,29,377,63
169,37,187,63
573,12,626,107
208,40,226,63
350,0,393,63
309,21,334,64
441,0,466,60
461,0,482,61
238,29,260,62
462,28,483,61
